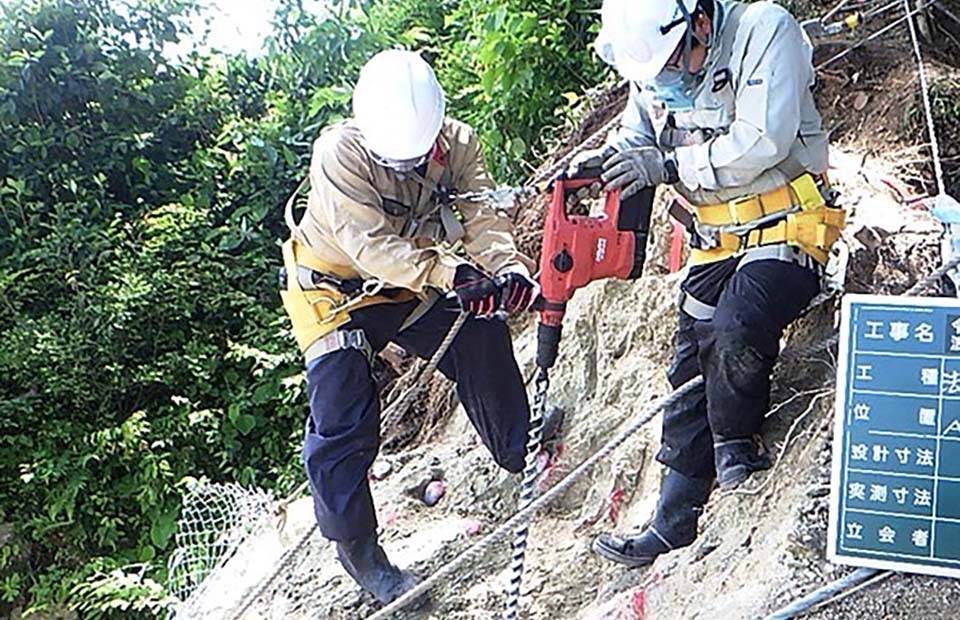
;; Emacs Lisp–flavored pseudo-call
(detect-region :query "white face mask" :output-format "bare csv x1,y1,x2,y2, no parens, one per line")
370,150,431,173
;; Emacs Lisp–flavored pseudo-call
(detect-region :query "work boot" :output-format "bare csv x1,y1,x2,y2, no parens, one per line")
592,469,714,568
336,534,421,605
714,437,772,490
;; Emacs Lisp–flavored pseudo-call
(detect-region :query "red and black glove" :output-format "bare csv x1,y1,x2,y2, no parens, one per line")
453,264,500,316
496,270,536,314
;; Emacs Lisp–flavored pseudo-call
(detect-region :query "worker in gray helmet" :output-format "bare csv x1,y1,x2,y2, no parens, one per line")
568,0,845,567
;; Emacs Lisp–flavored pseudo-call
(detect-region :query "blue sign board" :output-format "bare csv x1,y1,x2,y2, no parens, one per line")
830,294,960,577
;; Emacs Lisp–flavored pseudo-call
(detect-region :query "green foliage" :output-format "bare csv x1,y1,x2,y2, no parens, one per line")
0,0,605,616
70,565,175,619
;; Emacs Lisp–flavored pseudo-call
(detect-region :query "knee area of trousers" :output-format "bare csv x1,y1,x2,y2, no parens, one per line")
710,324,777,361
461,316,511,351
708,333,774,384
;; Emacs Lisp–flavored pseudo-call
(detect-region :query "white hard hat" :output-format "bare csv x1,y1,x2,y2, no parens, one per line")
352,50,446,162
594,0,699,82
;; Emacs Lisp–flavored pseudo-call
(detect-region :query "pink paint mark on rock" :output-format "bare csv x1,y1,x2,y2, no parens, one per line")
382,511,399,526
598,583,655,620
536,444,568,492
536,450,550,471
608,487,626,524
630,588,647,620
463,519,482,536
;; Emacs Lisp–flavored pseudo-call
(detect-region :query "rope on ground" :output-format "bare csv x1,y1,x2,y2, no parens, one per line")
807,568,895,614
763,568,887,620
359,253,960,620
903,0,945,195
359,374,707,620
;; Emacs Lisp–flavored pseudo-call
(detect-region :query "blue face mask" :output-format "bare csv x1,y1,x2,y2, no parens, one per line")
652,67,699,111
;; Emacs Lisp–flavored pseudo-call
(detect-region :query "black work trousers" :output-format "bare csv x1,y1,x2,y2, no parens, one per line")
302,297,530,541
656,258,820,480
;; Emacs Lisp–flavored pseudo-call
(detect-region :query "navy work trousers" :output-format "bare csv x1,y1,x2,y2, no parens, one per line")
657,258,820,480
302,297,530,541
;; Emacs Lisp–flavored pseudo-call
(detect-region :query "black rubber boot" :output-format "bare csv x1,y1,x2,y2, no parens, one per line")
592,469,714,568
714,437,772,490
336,534,421,604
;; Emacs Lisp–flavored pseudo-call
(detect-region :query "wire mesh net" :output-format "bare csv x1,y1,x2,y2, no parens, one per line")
166,482,275,614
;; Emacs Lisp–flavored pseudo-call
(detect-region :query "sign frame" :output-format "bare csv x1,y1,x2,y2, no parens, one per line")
829,293,960,578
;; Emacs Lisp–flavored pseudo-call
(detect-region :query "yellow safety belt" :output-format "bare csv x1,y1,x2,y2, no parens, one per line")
687,174,846,266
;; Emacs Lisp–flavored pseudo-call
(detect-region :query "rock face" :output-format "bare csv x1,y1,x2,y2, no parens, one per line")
173,147,960,620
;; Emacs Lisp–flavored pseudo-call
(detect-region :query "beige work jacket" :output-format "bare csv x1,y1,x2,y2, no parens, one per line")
294,118,534,293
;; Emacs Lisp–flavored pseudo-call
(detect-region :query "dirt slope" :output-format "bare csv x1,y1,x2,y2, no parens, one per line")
174,146,956,620
174,4,960,618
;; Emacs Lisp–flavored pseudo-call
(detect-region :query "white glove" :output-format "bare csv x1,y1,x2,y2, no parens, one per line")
601,147,679,199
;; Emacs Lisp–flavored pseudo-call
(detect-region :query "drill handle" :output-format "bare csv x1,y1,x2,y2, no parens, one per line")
536,321,563,370
617,187,655,279
616,187,654,232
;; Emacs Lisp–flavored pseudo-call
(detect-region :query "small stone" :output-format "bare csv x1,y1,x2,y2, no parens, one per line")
694,539,720,561
370,460,393,480
806,484,830,498
423,480,446,506
853,91,869,111
521,574,545,596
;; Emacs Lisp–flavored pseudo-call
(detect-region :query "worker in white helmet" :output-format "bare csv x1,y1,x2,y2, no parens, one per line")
569,0,845,567
279,50,562,603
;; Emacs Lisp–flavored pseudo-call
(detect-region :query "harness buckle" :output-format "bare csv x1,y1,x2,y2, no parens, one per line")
304,328,374,365
693,221,722,249
340,329,369,354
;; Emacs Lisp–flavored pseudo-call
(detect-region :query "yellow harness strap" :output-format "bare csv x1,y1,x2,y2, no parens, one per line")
688,174,845,266
280,239,413,353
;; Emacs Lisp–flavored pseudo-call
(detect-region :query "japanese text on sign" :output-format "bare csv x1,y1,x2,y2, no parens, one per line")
830,294,960,578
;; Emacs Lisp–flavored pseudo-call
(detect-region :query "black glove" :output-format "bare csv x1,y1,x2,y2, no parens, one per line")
496,270,536,314
453,264,500,316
